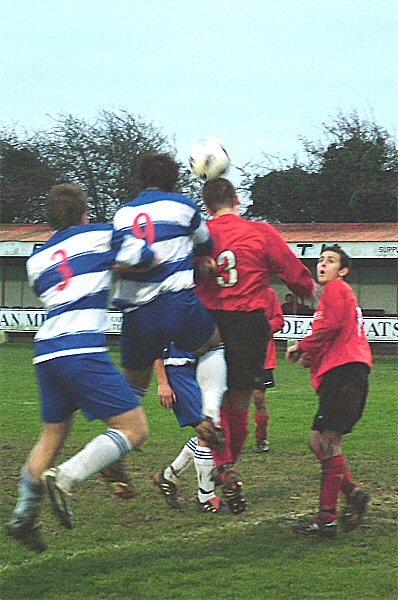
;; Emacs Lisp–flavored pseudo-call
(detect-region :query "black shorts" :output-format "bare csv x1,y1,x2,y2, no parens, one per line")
313,363,370,434
264,369,275,389
212,310,271,390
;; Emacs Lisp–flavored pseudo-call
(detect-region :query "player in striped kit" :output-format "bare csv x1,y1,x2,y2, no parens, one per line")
153,342,226,512
6,184,156,552
112,153,226,448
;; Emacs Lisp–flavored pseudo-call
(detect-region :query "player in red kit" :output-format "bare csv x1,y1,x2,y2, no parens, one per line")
196,177,316,513
253,288,285,453
286,245,372,537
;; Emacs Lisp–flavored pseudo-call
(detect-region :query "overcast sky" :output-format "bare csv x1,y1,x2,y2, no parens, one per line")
1,0,397,184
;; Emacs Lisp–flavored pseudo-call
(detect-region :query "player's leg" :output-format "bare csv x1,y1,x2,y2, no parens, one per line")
172,291,227,449
309,429,324,460
219,309,269,462
120,304,161,401
292,373,343,538
99,309,158,499
153,361,202,508
253,389,270,452
106,308,163,498
338,364,370,531
293,363,370,537
253,369,274,452
195,439,221,513
196,343,227,426
7,420,72,552
195,344,227,448
6,359,75,552
100,458,137,500
154,437,197,509
154,354,217,508
292,429,341,538
41,354,147,529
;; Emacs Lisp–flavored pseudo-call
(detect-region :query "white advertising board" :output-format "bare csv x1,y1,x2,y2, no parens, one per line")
0,309,397,343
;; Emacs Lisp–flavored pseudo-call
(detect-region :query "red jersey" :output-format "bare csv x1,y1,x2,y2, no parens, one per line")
298,279,372,391
196,214,314,311
264,288,285,370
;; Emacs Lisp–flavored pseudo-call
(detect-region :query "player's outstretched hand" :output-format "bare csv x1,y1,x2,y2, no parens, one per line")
286,343,300,363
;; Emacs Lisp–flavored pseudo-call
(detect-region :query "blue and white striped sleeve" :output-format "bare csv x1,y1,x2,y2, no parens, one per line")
190,211,213,257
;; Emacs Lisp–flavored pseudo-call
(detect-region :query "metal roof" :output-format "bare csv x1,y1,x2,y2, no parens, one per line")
272,222,398,242
0,222,397,243
0,224,53,242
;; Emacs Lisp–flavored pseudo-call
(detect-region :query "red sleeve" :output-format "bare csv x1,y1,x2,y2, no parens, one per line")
266,291,285,334
262,224,315,299
298,281,344,356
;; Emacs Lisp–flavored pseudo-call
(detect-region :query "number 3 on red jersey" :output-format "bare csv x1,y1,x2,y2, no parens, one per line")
216,250,238,287
51,249,73,290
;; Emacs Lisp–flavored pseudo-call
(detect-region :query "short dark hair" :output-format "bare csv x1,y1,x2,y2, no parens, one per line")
322,244,351,271
203,177,236,212
46,184,87,230
139,153,179,192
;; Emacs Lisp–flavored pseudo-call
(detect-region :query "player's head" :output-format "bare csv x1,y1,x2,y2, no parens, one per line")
139,152,180,192
46,184,88,230
317,244,351,285
284,293,294,303
202,177,238,214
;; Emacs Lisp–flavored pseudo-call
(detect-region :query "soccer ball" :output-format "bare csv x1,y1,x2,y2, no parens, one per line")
189,137,230,180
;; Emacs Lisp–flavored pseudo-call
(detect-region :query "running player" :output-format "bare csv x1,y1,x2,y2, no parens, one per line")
196,177,316,513
286,244,372,538
153,342,226,513
6,184,155,552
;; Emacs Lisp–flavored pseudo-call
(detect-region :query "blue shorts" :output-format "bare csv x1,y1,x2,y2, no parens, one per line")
36,353,140,423
166,362,203,427
121,290,216,371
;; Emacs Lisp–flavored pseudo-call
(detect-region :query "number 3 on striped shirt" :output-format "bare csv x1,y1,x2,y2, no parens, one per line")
51,249,73,290
132,213,155,245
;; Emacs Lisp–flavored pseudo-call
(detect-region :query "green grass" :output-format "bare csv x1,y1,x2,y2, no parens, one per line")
0,342,397,600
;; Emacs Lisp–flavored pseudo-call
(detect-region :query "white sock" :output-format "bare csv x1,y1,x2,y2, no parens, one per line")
194,444,216,503
164,437,197,483
14,466,44,518
57,429,132,491
197,346,227,427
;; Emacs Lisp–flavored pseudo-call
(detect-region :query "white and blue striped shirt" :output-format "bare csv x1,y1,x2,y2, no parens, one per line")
27,223,154,364
112,189,213,310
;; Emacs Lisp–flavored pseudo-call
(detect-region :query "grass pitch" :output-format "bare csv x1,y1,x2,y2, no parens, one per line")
0,342,397,599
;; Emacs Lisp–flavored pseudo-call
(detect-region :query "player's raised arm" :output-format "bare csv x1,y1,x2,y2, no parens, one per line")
263,224,317,299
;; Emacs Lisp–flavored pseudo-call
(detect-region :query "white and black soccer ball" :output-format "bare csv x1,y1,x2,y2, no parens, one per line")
189,137,231,180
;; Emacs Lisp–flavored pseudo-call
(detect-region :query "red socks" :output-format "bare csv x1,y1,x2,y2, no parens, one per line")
320,455,346,520
230,409,250,462
254,413,269,444
211,407,250,467
211,406,233,468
